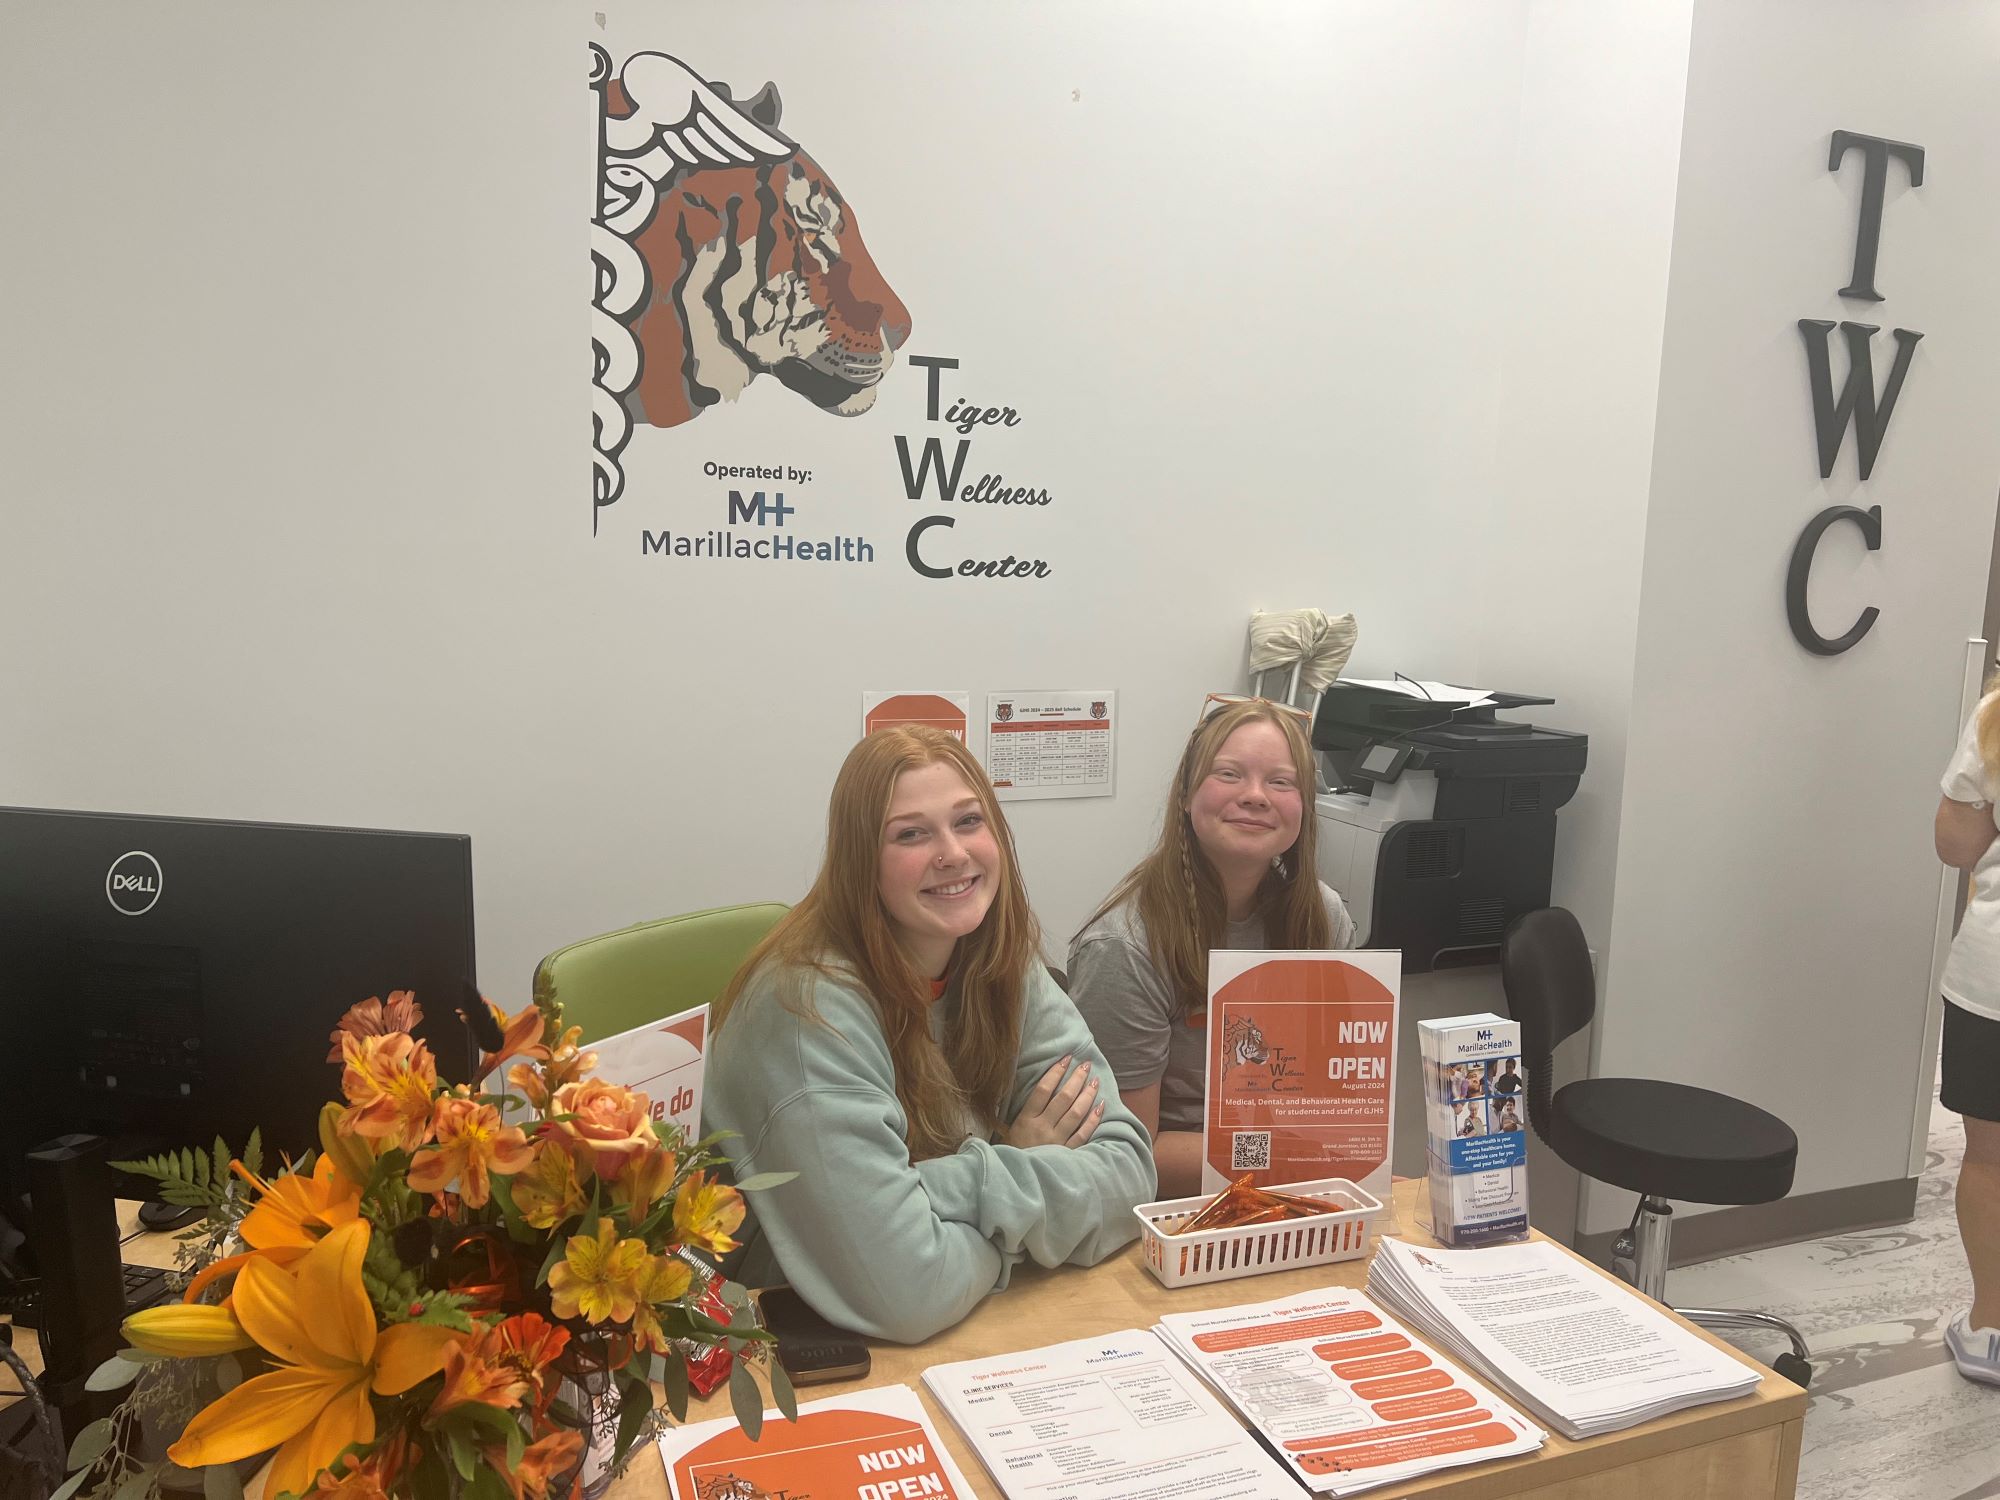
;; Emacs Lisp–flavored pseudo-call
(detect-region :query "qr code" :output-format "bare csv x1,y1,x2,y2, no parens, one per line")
1231,1131,1272,1171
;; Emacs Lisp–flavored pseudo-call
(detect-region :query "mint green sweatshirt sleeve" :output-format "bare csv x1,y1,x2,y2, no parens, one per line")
704,964,1156,1344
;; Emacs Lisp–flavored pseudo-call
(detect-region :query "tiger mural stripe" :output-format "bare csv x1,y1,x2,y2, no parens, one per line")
590,46,912,524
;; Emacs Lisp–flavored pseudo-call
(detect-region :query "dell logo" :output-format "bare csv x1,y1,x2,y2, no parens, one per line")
106,850,164,916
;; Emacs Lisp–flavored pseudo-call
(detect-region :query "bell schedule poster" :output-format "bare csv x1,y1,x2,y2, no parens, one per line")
1203,951,1401,1203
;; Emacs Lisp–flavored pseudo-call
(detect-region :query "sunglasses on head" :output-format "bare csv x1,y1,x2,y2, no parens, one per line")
1197,692,1313,727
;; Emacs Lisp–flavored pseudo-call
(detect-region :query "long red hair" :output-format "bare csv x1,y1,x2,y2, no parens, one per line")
715,727,1041,1160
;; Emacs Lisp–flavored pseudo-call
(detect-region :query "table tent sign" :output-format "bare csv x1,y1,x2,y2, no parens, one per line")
492,1006,709,1145
1203,951,1401,1204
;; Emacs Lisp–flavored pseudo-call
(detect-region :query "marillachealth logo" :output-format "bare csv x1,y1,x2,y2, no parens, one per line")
588,47,911,530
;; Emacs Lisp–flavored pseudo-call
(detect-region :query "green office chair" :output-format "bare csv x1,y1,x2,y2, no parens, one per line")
531,902,789,1042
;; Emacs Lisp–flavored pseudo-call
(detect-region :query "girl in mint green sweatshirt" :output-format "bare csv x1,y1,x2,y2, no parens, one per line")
707,727,1157,1343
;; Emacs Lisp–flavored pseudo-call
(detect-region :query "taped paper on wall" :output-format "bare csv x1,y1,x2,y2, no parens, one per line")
986,690,1115,800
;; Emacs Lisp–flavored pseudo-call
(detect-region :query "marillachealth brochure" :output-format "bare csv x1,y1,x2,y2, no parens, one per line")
1417,1012,1529,1246
923,1328,1298,1500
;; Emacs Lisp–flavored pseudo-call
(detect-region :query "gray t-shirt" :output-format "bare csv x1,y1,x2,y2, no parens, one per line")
1065,883,1356,1135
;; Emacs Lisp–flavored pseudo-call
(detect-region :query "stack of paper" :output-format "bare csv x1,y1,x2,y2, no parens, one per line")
1151,1288,1544,1495
923,1328,1301,1500
656,1384,977,1500
1366,1238,1764,1440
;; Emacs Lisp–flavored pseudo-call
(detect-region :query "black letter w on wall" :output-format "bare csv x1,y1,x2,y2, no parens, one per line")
1796,320,1922,481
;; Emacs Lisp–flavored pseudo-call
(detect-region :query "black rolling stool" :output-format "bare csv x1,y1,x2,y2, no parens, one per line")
1500,907,1812,1387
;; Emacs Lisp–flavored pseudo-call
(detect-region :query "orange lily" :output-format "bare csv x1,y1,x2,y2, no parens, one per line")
122,1301,256,1357
240,1154,364,1250
167,1219,461,1499
406,1097,534,1208
672,1170,746,1256
182,1154,363,1305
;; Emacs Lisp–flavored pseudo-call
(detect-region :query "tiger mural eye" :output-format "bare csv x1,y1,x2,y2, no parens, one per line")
590,48,912,516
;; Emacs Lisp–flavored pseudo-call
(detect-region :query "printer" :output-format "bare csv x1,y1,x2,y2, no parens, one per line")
1312,682,1586,972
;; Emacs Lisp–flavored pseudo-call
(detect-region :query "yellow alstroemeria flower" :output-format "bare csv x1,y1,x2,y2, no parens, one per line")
546,1217,650,1325
168,1218,462,1500
672,1170,746,1257
608,1141,677,1217
625,1254,695,1355
122,1302,255,1358
509,1141,586,1231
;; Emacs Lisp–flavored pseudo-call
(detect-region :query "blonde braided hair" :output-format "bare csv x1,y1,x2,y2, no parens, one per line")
1081,699,1331,1018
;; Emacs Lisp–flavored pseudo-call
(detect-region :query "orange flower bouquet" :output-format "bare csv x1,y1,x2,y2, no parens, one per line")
58,990,795,1500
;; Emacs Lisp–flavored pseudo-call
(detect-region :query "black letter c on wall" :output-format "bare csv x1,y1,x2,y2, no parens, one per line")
1786,504,1882,656
906,515,955,579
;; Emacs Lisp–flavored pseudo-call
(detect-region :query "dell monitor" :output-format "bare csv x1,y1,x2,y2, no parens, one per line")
0,807,477,1219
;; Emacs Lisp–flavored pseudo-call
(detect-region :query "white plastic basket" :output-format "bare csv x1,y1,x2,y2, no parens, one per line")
1134,1177,1385,1289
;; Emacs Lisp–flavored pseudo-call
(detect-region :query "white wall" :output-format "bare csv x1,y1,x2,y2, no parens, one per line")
7,1,1998,1257
1479,0,1692,994
1589,0,2000,1234
2,1,1542,999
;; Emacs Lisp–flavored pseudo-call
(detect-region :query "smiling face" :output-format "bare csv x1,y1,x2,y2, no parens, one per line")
1187,720,1306,878
878,760,1003,979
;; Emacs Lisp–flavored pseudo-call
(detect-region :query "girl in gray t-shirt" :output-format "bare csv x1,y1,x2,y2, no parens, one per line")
1067,698,1355,1196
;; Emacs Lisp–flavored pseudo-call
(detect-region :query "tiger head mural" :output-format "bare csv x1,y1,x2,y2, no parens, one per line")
590,47,911,515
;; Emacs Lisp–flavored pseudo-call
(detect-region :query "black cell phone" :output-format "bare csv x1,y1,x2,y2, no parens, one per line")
756,1285,872,1385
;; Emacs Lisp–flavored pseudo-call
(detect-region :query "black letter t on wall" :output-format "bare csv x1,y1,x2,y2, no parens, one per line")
1829,130,1925,302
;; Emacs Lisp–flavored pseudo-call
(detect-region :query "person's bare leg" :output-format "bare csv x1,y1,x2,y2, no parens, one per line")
1961,1116,2000,1330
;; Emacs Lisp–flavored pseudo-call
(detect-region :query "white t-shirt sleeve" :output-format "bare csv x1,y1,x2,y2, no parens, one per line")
1943,700,1999,806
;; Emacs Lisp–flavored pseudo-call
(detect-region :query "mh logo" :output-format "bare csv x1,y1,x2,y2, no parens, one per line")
1476,1028,1493,1041
106,850,164,917
727,490,794,527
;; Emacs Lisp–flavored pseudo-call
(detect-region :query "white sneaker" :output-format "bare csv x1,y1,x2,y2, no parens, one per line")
1944,1312,2000,1386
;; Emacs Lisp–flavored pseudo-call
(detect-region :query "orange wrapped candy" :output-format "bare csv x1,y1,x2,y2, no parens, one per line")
1169,1174,1332,1235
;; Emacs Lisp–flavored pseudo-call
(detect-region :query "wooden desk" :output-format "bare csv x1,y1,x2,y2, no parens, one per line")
642,1181,1804,1500
14,1189,1804,1500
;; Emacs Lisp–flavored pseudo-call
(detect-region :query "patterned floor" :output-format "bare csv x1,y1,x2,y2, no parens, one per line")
1665,1093,1998,1500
